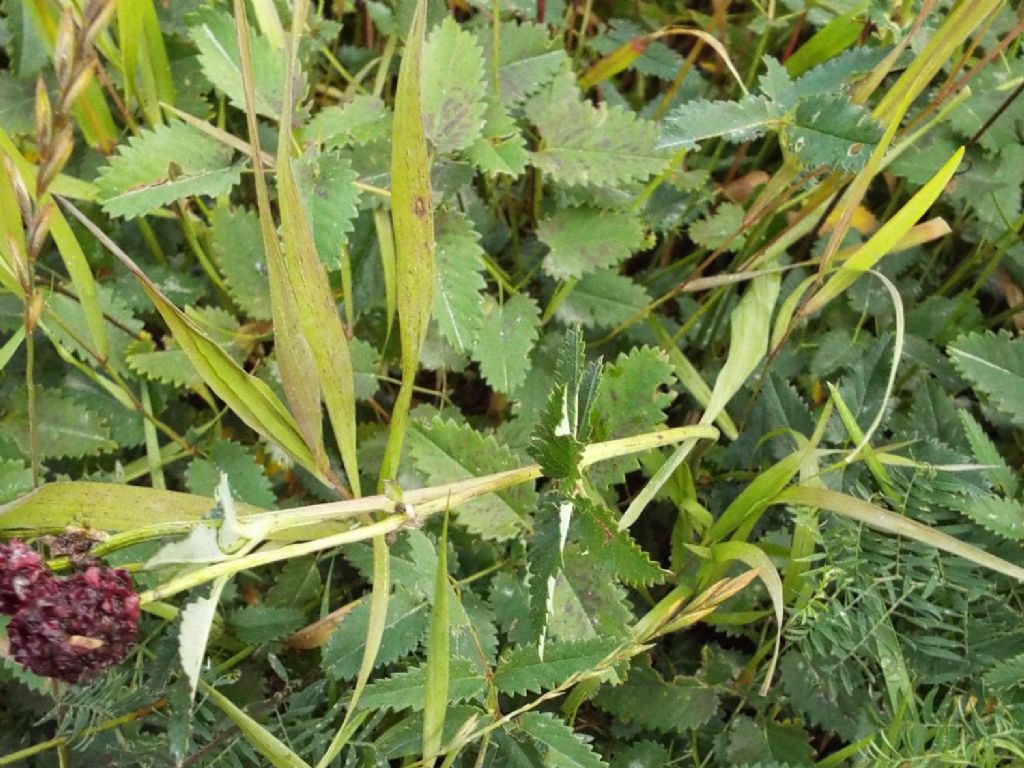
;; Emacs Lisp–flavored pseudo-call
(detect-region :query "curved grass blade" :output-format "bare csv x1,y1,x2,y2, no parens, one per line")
58,197,327,484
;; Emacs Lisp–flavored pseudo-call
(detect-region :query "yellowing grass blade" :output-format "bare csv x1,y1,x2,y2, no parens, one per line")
380,0,435,485
59,197,327,484
776,486,1024,582
801,146,963,317
232,0,327,481
276,0,361,496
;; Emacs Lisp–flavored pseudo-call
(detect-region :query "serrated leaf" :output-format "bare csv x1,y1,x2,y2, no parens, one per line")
959,410,1018,496
610,741,671,768
948,331,1024,425
528,327,602,483
433,210,486,351
190,9,287,118
556,270,649,329
294,149,361,266
660,96,782,150
350,337,381,400
323,588,428,681
0,387,116,459
421,17,487,154
306,95,391,148
0,71,35,135
539,207,645,280
127,343,203,390
957,495,1024,541
781,95,882,172
689,202,747,251
478,21,567,107
358,657,487,713
525,71,667,187
467,99,528,176
593,663,719,733
229,605,306,644
186,440,276,509
494,638,618,696
210,206,272,321
589,346,675,487
407,416,533,539
0,459,32,504
95,121,241,219
573,499,664,587
518,711,609,768
550,546,634,643
475,293,541,394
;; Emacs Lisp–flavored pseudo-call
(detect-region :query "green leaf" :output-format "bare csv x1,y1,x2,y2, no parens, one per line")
948,331,1024,426
539,207,645,279
190,8,287,118
517,711,609,768
660,96,782,150
589,346,676,487
95,121,241,219
0,71,35,135
957,495,1024,541
186,440,276,509
528,327,602,483
689,202,747,251
210,206,272,321
478,21,567,107
494,638,618,696
306,94,391,148
294,149,361,266
407,416,533,540
550,546,634,643
0,387,116,459
359,657,487,713
433,210,486,351
421,17,487,154
466,99,528,176
959,410,1018,496
781,95,882,172
474,293,541,394
322,588,428,681
555,270,649,329
525,71,667,187
593,663,719,733
229,605,306,644
0,459,32,504
127,343,203,390
573,499,664,587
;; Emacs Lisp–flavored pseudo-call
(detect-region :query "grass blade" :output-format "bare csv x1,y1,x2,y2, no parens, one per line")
275,0,361,495
423,510,451,761
58,197,327,484
776,486,1024,582
802,146,964,316
380,0,435,485
200,680,313,768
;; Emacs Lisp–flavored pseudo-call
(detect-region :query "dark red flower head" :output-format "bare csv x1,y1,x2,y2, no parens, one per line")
8,566,141,684
0,539,53,614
